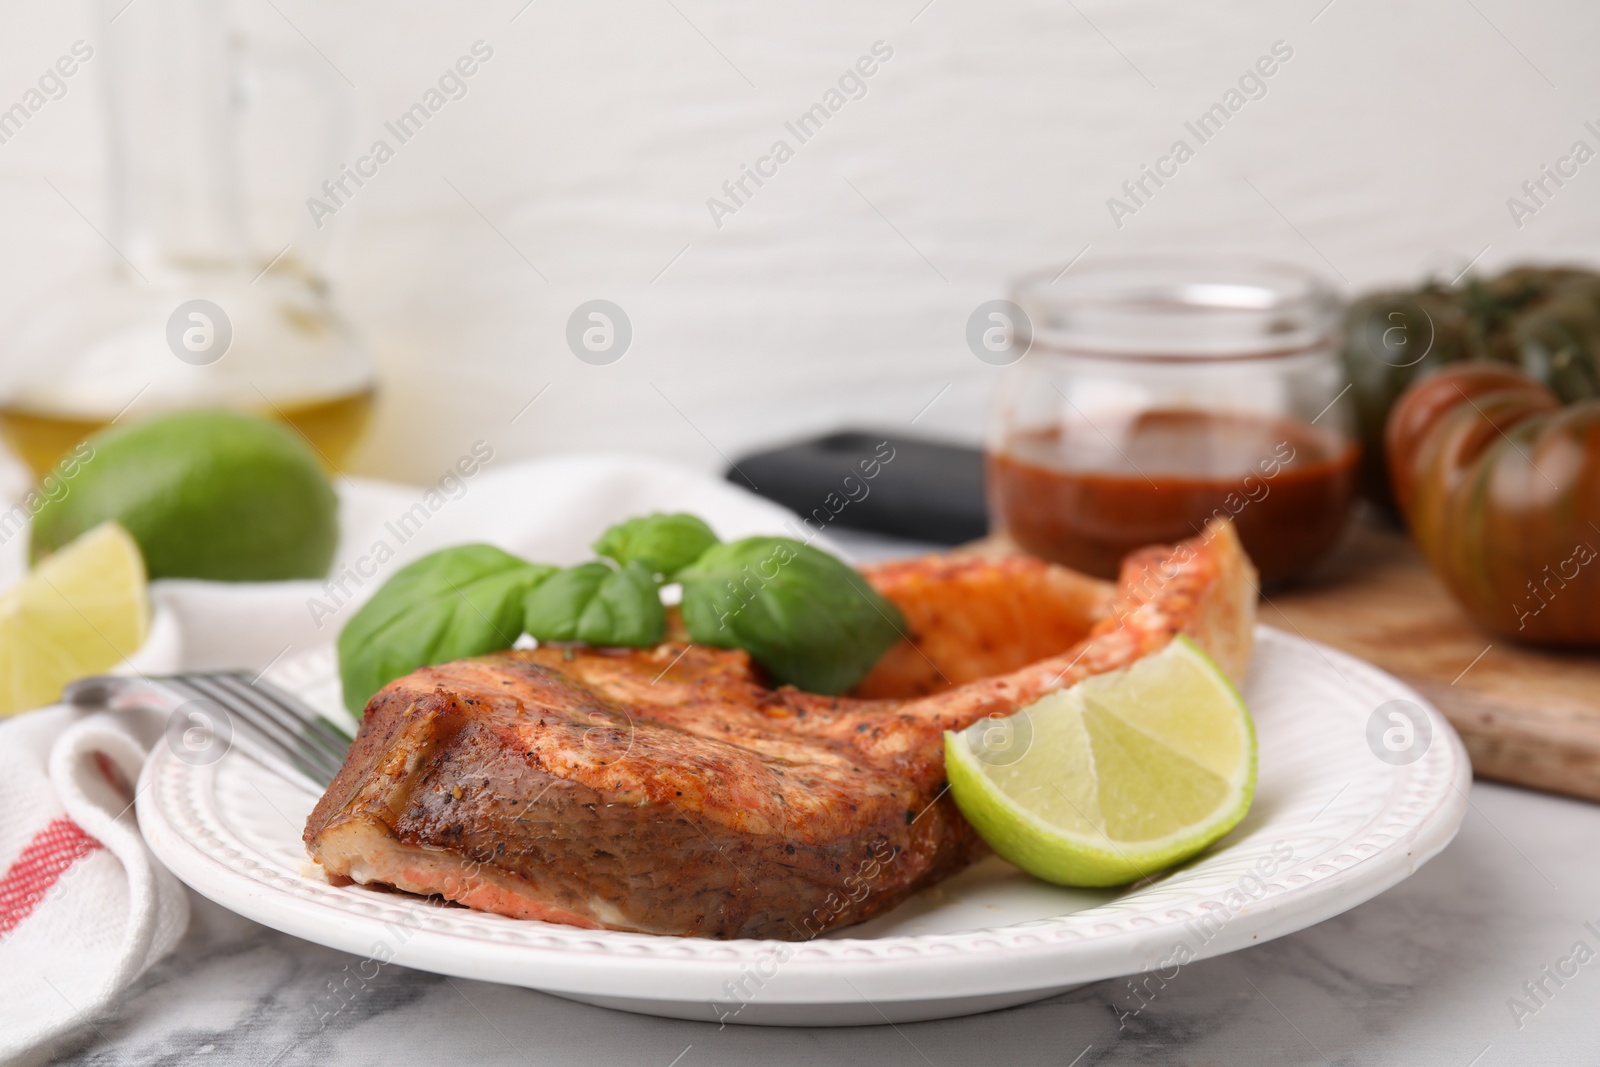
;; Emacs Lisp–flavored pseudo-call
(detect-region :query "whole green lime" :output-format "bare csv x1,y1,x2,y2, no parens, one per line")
30,409,338,581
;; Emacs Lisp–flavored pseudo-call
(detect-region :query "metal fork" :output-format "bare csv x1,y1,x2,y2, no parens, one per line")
63,672,352,790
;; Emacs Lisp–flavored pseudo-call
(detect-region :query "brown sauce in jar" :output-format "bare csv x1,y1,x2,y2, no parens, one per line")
987,409,1359,585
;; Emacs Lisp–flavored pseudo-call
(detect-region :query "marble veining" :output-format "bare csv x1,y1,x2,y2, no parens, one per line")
45,780,1600,1067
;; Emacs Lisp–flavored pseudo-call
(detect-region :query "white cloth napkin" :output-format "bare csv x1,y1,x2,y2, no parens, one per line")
0,453,807,1064
0,707,190,1065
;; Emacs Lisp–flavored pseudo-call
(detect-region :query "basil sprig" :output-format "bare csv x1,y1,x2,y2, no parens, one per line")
337,545,554,713
678,537,906,695
337,513,908,714
593,512,717,577
523,560,665,647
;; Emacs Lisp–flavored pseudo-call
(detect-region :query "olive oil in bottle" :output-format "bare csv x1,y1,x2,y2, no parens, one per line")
0,387,376,478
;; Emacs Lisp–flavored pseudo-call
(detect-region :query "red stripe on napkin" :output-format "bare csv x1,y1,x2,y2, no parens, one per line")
0,818,103,936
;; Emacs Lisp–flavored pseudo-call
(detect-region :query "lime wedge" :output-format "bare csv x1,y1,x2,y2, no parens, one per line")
946,636,1256,887
0,521,150,716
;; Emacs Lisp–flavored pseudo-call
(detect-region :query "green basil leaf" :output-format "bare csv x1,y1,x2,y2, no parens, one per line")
677,537,905,695
593,512,719,577
337,545,555,714
524,560,666,647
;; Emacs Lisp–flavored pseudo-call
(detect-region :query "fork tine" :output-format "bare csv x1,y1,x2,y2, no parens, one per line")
168,676,306,761
157,677,336,789
209,679,349,784
213,674,352,767
234,674,354,752
170,676,344,786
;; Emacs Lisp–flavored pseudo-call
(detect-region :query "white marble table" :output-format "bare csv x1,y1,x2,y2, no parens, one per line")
49,778,1600,1066
44,528,1600,1066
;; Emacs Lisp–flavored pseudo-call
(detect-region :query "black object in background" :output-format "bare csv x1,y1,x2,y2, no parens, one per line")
728,431,988,545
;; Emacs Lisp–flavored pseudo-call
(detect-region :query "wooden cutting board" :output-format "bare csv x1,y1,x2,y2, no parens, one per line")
1263,521,1600,803
974,523,1600,803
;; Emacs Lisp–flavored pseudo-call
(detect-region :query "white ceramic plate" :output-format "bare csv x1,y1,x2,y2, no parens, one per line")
138,626,1470,1026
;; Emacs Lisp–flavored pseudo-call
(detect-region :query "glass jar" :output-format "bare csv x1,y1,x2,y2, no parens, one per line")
988,256,1357,587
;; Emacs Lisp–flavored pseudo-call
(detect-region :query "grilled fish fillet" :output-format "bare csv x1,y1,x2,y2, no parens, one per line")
304,522,1256,939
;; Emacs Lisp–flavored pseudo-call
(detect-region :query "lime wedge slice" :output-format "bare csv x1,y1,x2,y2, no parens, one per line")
946,636,1256,887
0,521,149,716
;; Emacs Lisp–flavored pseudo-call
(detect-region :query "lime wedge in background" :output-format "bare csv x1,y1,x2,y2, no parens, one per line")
30,409,338,581
0,521,149,717
946,636,1256,887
